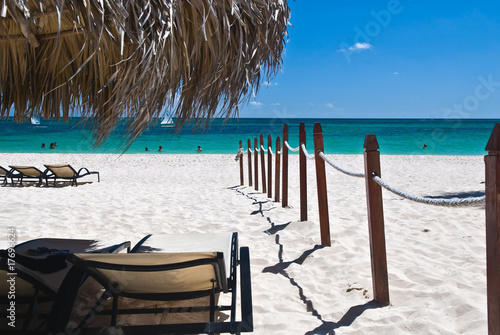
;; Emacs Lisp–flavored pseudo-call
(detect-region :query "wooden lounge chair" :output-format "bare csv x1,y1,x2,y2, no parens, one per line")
0,238,130,334
44,164,100,187
8,166,48,186
66,232,253,335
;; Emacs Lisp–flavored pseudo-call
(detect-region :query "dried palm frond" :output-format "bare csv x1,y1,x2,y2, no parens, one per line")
0,0,290,146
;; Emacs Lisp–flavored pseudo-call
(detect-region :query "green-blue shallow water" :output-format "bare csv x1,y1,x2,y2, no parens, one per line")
0,118,498,155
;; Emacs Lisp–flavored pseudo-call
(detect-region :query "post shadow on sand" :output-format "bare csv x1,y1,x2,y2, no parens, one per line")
263,217,291,235
304,300,382,335
263,235,383,334
228,185,275,216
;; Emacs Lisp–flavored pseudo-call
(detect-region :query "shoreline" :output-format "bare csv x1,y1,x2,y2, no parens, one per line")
0,153,487,334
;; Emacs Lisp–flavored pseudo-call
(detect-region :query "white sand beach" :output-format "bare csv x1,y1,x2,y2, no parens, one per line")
0,153,488,334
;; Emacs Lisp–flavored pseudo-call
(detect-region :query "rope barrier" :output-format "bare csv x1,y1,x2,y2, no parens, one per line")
268,147,274,155
260,145,268,153
318,152,365,178
247,148,253,153
372,174,485,207
300,143,315,160
284,141,300,152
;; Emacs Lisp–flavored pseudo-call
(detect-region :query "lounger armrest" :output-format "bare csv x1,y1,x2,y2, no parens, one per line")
108,241,131,253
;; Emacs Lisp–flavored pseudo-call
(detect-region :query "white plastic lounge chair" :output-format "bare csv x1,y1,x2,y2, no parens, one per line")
44,164,100,186
0,238,130,333
66,232,253,335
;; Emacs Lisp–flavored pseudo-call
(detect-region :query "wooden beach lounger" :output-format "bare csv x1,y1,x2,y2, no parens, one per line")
44,164,100,186
66,232,253,335
8,165,48,186
0,238,130,333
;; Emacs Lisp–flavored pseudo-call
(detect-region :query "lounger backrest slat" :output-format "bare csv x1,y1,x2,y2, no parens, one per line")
44,164,76,178
9,165,43,177
72,253,222,295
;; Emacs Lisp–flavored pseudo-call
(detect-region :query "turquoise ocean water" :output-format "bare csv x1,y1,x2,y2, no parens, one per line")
0,118,498,155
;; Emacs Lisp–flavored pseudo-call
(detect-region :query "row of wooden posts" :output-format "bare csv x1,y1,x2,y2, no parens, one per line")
238,122,500,335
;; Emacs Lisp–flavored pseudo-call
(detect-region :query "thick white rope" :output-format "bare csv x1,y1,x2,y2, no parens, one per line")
284,141,300,152
260,145,268,153
268,147,274,155
277,149,282,154
247,148,253,153
300,143,315,160
372,174,485,207
318,152,365,178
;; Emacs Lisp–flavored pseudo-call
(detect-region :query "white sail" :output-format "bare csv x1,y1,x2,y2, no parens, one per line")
31,117,41,125
161,113,174,127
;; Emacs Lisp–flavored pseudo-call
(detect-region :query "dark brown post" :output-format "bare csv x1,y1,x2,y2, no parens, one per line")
275,137,281,203
299,122,308,221
260,134,267,194
282,124,289,207
247,139,252,187
313,123,330,246
485,123,500,335
239,140,244,186
254,137,259,191
363,134,390,306
267,134,273,199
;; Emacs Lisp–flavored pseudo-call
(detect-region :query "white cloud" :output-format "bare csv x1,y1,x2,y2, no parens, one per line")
263,81,278,86
324,103,344,112
271,103,280,106
250,101,264,106
393,72,399,75
338,42,374,53
325,103,335,108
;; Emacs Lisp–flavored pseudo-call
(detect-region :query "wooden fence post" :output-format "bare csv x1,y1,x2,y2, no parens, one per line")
299,122,308,221
260,134,267,194
275,137,281,203
313,123,331,246
268,134,273,199
485,123,500,335
282,124,289,208
363,134,390,306
239,140,244,186
254,137,259,191
247,139,252,187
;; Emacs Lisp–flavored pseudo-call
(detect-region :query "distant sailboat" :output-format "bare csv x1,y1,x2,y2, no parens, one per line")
31,117,41,125
160,113,174,127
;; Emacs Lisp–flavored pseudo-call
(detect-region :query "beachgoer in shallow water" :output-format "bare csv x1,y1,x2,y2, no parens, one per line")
49,143,55,149
158,146,162,152
196,145,202,152
145,147,149,151
41,143,46,148
423,144,427,149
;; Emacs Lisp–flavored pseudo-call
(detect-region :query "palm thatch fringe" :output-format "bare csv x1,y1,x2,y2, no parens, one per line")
0,0,290,146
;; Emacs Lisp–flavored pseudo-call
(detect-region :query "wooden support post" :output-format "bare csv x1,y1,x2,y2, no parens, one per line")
363,134,390,306
260,134,267,194
254,138,259,191
299,122,308,221
485,123,500,335
275,137,281,203
282,124,289,208
247,139,252,187
268,134,273,199
313,123,331,247
239,140,244,186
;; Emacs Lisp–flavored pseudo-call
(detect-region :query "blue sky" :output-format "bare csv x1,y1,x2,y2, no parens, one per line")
239,0,500,119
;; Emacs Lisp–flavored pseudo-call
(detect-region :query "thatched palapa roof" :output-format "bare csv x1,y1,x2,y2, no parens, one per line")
0,0,290,145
